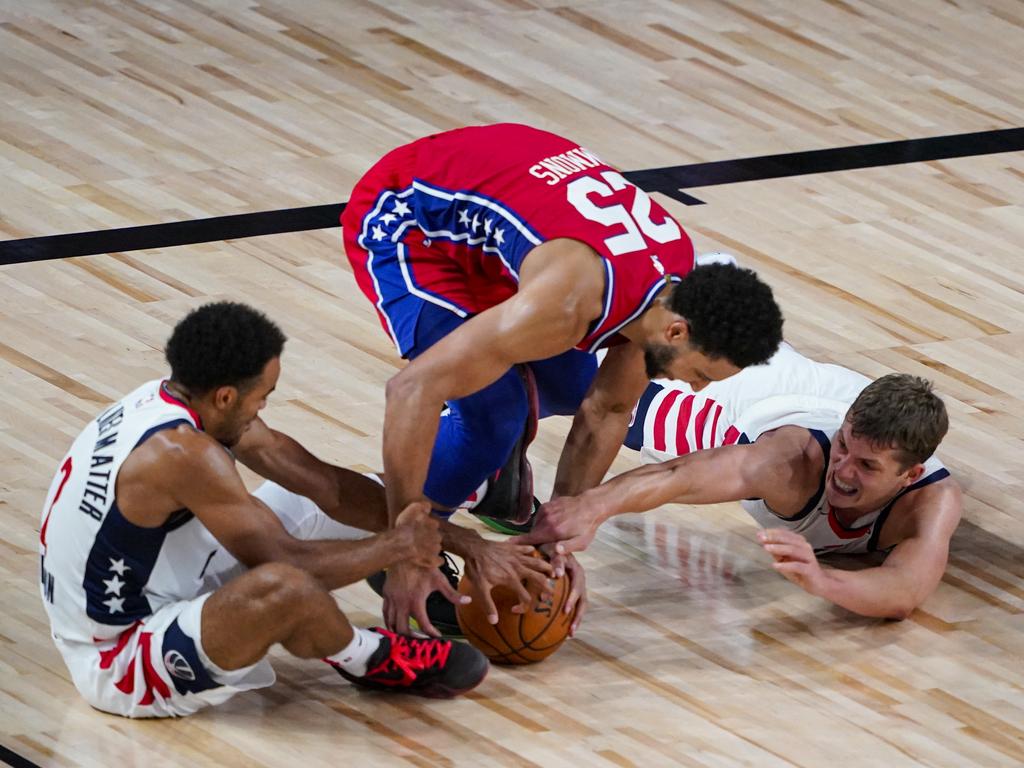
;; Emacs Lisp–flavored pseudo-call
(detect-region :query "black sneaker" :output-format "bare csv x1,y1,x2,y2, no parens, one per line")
475,496,539,535
366,553,463,638
470,365,539,526
329,628,488,699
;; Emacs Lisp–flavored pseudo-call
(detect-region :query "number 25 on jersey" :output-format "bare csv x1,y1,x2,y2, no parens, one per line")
566,171,682,256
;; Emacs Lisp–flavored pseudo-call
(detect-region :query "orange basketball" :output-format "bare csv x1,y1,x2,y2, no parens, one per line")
456,551,576,665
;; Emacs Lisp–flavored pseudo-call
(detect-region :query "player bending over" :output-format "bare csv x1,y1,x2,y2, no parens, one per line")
342,123,783,636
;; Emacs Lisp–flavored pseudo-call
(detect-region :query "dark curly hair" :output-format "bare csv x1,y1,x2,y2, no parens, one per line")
165,302,286,394
667,264,783,367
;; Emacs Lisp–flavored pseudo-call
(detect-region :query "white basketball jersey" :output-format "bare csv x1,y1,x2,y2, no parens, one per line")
741,429,949,554
625,341,950,553
627,342,870,461
39,380,222,645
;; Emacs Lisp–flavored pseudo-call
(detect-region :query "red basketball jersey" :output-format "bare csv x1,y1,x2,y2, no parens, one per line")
343,123,694,353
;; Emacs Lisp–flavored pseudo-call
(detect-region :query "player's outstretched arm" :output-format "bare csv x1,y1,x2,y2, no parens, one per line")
126,428,440,590
518,440,776,553
232,418,388,532
761,478,962,619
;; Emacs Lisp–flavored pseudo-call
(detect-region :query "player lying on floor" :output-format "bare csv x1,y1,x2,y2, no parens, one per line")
517,357,963,620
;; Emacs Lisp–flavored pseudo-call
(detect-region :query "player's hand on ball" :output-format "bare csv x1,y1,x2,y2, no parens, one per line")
393,501,444,569
757,528,826,596
559,553,587,637
511,494,601,554
463,539,554,625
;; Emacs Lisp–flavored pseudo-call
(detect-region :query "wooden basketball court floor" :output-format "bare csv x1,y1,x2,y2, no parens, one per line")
1,1,1023,765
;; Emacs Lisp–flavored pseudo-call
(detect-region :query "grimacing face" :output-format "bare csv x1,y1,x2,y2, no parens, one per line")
643,341,740,391
214,357,280,447
825,420,924,512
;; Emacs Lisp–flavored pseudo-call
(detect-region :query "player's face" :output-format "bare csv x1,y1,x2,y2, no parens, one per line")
216,357,280,447
825,420,923,511
644,341,740,391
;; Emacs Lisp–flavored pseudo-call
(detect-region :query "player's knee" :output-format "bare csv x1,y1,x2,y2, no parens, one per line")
245,563,323,617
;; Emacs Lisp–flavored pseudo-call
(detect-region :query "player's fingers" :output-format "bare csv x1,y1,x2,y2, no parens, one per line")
559,535,591,554
564,581,581,615
518,553,554,576
513,544,542,556
507,531,541,546
569,594,587,637
537,542,560,560
521,568,553,601
549,552,567,578
434,572,470,606
391,601,414,636
762,542,809,561
772,560,807,576
510,580,535,616
410,604,440,638
475,582,500,625
758,527,801,545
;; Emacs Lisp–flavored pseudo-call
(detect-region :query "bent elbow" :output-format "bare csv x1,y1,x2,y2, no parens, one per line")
385,368,419,402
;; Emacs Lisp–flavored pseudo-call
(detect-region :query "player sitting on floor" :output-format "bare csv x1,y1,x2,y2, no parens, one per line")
38,302,488,718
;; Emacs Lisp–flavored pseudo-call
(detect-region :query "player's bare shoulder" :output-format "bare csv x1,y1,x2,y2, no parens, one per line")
754,425,824,470
745,426,826,509
877,473,963,550
117,423,236,526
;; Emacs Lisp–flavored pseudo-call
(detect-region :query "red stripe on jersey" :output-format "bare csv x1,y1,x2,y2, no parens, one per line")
40,455,73,548
826,505,871,540
652,390,683,452
674,396,695,455
692,399,716,451
723,426,741,446
159,381,203,430
709,405,723,449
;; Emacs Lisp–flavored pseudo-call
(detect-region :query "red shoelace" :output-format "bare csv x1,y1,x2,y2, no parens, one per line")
369,630,452,685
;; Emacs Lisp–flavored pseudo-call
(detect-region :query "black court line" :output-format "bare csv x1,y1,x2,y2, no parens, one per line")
1,127,1022,266
0,744,42,768
0,204,345,267
625,126,1024,200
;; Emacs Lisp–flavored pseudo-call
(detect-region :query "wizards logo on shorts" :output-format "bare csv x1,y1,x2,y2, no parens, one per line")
164,650,197,682
161,619,220,695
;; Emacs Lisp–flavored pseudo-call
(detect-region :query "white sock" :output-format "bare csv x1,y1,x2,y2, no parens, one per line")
325,627,383,676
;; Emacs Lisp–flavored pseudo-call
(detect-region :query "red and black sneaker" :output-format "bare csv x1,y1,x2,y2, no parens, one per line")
471,364,539,527
330,628,488,699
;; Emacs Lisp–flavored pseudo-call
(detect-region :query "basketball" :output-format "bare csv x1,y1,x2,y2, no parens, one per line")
456,552,576,665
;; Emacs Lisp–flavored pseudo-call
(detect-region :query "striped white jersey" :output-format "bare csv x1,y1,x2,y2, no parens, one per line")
626,342,869,460
624,346,949,553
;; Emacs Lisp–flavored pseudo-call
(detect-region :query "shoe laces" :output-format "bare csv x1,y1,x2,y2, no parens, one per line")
439,551,461,585
370,629,452,685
